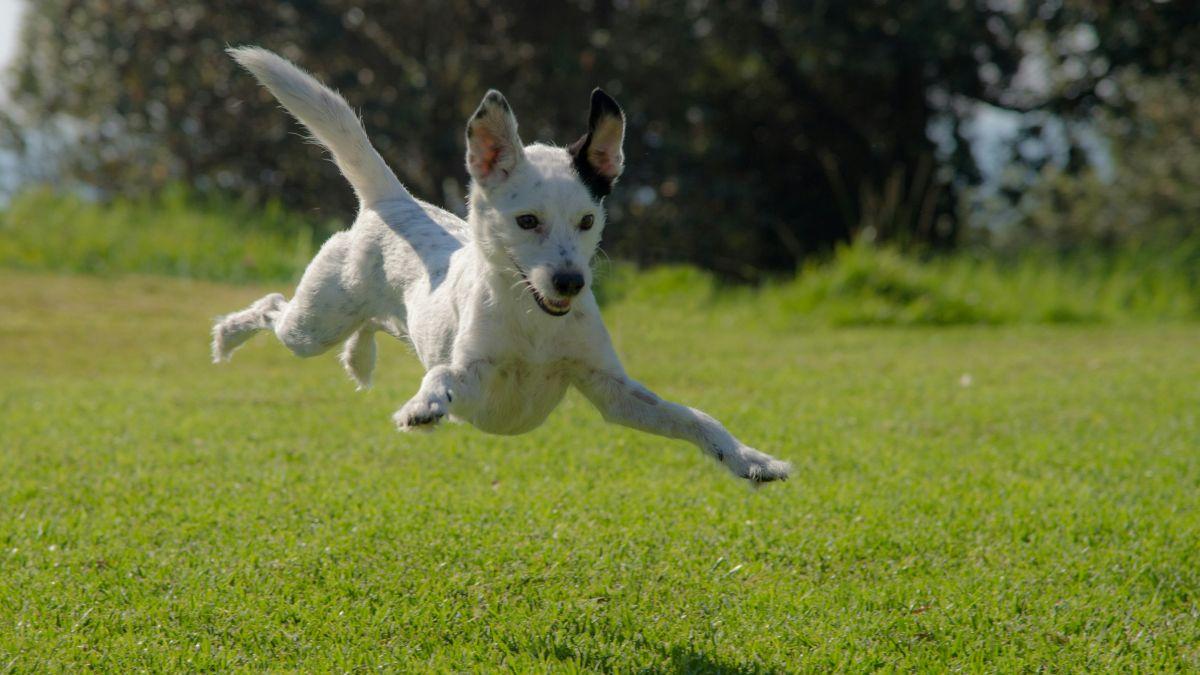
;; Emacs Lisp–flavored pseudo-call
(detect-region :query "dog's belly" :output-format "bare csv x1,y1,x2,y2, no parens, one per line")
461,360,570,435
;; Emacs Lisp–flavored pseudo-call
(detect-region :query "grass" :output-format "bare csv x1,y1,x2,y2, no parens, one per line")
0,187,325,283
2,269,1199,671
3,188,1198,325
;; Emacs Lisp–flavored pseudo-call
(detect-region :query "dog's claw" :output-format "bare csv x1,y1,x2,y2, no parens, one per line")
725,445,792,485
393,395,449,432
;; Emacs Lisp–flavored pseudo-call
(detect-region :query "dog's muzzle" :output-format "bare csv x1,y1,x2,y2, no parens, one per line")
532,290,572,316
510,258,572,316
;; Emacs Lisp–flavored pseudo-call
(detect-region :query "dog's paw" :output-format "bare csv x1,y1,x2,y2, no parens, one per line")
393,393,449,432
722,445,792,485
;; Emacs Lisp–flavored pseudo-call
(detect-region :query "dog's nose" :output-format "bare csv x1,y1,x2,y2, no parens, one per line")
552,270,585,297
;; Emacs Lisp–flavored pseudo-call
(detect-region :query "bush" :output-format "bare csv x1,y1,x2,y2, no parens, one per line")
0,186,328,282
757,241,1200,327
1,189,1196,326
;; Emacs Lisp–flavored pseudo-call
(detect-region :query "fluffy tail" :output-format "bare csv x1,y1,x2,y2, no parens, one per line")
228,46,410,206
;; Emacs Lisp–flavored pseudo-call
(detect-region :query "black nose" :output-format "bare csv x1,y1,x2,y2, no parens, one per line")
552,270,585,297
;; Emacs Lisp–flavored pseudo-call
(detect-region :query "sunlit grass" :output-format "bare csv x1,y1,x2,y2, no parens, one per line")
0,187,324,282
3,190,1198,325
2,270,1198,670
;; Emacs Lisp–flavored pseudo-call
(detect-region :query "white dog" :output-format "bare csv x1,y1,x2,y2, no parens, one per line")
212,47,791,484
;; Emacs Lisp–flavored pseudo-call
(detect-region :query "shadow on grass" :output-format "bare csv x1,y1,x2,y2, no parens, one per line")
652,645,785,674
517,635,783,673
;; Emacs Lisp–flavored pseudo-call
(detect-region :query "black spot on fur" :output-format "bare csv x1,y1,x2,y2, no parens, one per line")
569,88,624,201
485,90,510,112
570,135,610,201
587,88,623,130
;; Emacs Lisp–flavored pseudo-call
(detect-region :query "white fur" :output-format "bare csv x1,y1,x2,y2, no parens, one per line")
212,47,791,484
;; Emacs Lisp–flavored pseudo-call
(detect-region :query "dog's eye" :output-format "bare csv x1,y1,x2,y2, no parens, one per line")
579,214,594,231
516,214,540,230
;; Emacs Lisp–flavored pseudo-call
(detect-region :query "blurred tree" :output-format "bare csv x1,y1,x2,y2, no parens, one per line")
987,71,1200,253
632,1,1024,274
2,1,1197,278
1,1,609,225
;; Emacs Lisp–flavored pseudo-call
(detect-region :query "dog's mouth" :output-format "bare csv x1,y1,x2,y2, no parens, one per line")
532,290,572,316
509,258,572,317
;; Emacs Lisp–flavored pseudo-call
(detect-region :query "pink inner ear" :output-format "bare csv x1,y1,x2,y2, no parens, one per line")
588,146,622,179
587,120,624,178
470,136,501,177
470,128,507,179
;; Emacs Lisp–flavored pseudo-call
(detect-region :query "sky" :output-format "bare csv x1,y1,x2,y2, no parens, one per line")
0,0,24,195
0,0,24,102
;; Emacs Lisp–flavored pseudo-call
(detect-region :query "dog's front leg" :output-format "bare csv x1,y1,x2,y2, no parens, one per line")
393,362,485,431
572,367,792,484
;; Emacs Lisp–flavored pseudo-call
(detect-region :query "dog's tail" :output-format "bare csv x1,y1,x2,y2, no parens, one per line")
228,46,410,207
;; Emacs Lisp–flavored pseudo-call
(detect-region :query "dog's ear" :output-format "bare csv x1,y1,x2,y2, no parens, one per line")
466,90,525,187
569,88,625,200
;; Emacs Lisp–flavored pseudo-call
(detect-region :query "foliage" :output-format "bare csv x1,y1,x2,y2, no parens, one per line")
761,241,1200,326
988,73,1200,252
2,271,1199,670
0,186,328,282
14,0,1189,277
3,189,1197,325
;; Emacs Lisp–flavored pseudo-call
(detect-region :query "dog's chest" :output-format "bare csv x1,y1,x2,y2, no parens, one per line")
464,357,571,435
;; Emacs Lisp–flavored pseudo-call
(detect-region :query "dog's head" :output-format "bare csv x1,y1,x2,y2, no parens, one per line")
464,89,625,317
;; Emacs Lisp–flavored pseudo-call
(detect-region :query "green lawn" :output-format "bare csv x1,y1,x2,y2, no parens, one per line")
2,270,1198,671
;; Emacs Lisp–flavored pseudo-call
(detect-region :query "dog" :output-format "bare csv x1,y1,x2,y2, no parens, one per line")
211,47,791,484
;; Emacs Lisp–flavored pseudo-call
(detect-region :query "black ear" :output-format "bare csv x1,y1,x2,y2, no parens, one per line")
569,88,626,200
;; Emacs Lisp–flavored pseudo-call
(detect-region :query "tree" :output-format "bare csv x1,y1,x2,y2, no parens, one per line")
4,1,1196,278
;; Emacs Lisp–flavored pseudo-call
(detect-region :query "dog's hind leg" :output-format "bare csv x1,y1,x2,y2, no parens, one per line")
212,231,370,363
340,325,377,390
211,292,286,363
269,232,367,358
